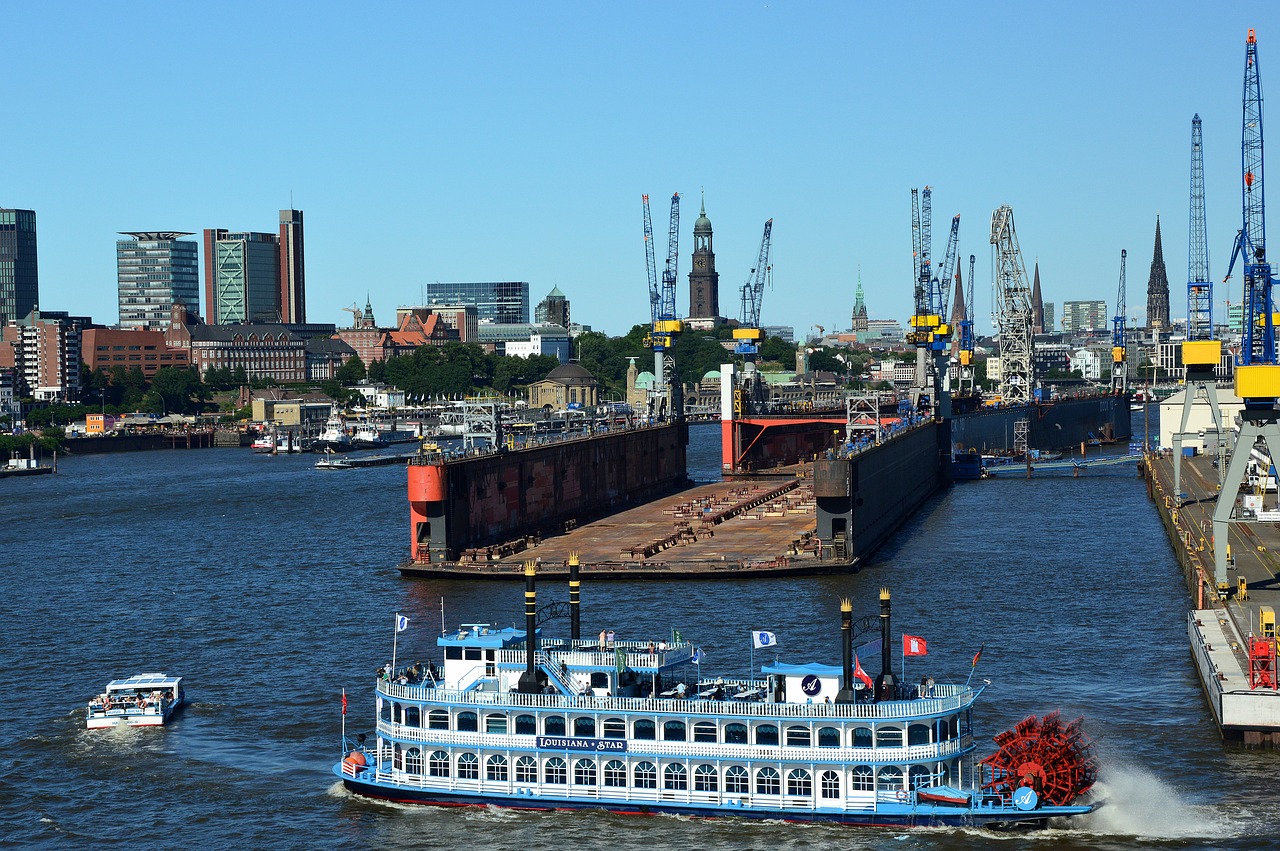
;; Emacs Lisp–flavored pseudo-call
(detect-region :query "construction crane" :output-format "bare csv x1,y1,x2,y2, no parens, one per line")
1213,28,1280,600
342,303,362,327
1111,250,1127,393
990,205,1035,406
641,193,683,418
734,219,774,358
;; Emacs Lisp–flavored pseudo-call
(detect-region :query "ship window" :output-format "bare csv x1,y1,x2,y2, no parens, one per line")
694,764,718,792
725,765,749,794
876,726,903,747
851,765,874,791
574,717,596,737
487,755,508,781
785,726,811,747
909,765,932,789
853,727,873,747
515,756,538,783
515,714,537,735
380,702,391,723
787,768,812,797
908,723,931,746
818,726,840,747
403,707,420,727
404,747,422,774
692,721,717,743
486,713,508,734
457,711,478,732
544,757,567,784
544,716,566,736
633,719,656,740
724,723,748,744
756,767,781,795
663,720,686,741
877,765,903,790
603,760,626,786
603,718,626,739
634,761,657,789
392,743,403,770
457,752,480,780
755,724,779,746
464,648,482,661
428,710,449,729
429,750,450,777
663,763,688,790
574,759,597,785
821,770,840,798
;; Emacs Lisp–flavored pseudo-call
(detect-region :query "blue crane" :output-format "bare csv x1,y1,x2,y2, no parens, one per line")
1188,115,1214,339
734,218,774,358
931,214,960,349
1112,250,1127,393
641,192,683,417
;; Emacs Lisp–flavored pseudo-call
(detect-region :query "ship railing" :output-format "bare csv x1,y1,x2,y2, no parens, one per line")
376,680,976,719
499,642,694,670
374,722,972,764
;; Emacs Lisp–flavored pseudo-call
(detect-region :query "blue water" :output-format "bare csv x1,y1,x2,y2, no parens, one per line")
1,417,1274,848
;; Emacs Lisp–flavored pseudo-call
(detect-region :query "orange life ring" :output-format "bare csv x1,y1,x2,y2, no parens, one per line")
896,789,908,802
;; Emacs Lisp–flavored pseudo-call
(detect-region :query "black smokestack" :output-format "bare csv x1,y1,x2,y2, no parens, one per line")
517,562,542,694
836,597,856,703
875,587,896,701
569,551,581,641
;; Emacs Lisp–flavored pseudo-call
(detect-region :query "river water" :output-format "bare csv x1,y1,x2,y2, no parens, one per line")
2,417,1276,849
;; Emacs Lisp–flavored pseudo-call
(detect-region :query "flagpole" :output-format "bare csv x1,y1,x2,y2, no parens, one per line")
392,612,400,673
341,687,347,747
750,637,755,683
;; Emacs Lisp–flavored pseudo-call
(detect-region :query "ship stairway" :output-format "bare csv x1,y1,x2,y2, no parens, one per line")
832,532,848,561
535,652,582,696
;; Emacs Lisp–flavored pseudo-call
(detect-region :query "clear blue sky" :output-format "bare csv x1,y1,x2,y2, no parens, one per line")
4,2,1277,338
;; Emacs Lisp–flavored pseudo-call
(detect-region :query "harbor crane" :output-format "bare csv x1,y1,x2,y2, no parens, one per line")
1214,28,1280,599
642,192,683,419
990,205,1035,406
908,187,954,418
734,218,775,359
956,254,977,395
1111,250,1127,394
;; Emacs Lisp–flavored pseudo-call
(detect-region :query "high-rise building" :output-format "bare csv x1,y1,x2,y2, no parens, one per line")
1061,299,1108,334
117,232,200,330
424,282,529,324
0,209,39,326
1043,302,1055,334
278,209,306,324
0,309,84,401
534,286,570,327
1146,216,1171,329
203,229,281,324
687,195,720,324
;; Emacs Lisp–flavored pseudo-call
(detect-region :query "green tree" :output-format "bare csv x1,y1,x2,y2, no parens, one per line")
149,367,206,414
336,354,367,384
758,336,796,367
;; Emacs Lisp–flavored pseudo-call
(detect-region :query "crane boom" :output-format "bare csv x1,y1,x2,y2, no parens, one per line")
1112,250,1127,392
1188,115,1213,340
932,214,960,321
661,193,680,324
642,195,659,323
734,219,774,358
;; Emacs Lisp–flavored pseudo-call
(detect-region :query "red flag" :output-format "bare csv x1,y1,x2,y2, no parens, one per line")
342,690,348,716
903,634,928,656
971,643,985,668
853,656,874,688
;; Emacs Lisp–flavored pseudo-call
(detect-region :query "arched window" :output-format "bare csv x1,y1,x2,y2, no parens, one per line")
428,710,449,730
785,726,811,747
544,716,566,736
663,763,688,790
852,727,873,748
487,755,508,781
574,759,597,785
486,713,508,734
907,723,931,746
404,706,421,727
755,724,779,746
725,765,749,794
515,755,537,783
694,764,718,792
663,720,686,741
820,770,840,799
515,714,537,735
574,717,596,738
603,718,626,739
603,759,627,786
787,768,812,797
634,719,656,740
404,746,422,774
877,765,903,790
756,766,781,795
457,752,479,779
909,764,932,789
544,757,567,784
456,711,478,732
851,765,874,791
876,726,903,747
818,726,840,747
429,750,450,777
634,761,657,789
692,721,717,743
724,723,748,744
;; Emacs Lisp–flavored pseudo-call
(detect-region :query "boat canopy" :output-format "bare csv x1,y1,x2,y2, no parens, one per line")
437,625,532,649
105,673,181,692
759,661,843,677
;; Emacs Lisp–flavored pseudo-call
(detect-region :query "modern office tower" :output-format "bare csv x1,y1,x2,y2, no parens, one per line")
1061,299,1109,334
424,281,529,324
534,286,570,327
278,209,306,323
0,209,39,326
117,232,200,330
203,229,281,324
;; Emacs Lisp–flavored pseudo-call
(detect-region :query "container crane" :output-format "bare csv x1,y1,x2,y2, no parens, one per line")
1111,250,1127,394
641,193,683,419
734,219,774,358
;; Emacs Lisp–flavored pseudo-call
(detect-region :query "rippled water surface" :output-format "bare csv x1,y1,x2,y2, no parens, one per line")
3,418,1277,848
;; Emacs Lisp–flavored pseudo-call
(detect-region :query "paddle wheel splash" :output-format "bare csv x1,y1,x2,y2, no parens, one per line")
980,711,1098,810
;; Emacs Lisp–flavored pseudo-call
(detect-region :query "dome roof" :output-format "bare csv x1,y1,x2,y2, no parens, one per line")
693,192,712,234
702,369,722,381
545,362,597,385
634,371,656,389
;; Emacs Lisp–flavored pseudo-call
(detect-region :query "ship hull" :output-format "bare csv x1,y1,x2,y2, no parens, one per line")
950,395,1131,454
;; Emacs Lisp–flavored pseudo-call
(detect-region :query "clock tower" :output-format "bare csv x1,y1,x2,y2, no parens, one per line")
687,193,720,324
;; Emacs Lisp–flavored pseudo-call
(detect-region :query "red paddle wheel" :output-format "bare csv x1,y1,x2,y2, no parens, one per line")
980,711,1097,806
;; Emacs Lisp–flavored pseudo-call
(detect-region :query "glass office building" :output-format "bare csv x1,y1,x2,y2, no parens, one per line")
116,232,200,330
0,209,39,326
424,281,529,324
204,230,281,324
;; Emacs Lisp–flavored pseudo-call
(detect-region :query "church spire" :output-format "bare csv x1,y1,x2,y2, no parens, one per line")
1031,261,1045,334
1146,215,1170,329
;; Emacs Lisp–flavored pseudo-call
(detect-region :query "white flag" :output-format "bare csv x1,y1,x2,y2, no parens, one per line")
752,630,777,649
396,614,409,633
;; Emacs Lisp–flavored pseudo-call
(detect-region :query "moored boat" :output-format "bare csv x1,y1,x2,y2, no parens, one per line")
87,673,184,729
313,415,353,452
335,577,1097,828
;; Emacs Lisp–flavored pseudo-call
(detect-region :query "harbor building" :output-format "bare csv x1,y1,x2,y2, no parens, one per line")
1061,300,1108,334
381,309,459,358
534,286,570,327
0,209,39,327
116,232,200,330
686,196,721,330
277,209,306,324
526,362,600,409
424,282,529,324
0,309,85,401
401,304,479,343
82,327,190,379
203,229,281,324
477,323,570,362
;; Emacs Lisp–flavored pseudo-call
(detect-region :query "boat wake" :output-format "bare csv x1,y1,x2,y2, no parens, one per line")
1077,761,1240,840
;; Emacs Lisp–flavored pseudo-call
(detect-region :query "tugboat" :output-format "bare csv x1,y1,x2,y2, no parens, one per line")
312,415,352,452
335,575,1097,828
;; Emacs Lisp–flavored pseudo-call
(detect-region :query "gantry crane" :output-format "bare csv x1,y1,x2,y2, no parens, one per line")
1111,250,1127,393
734,218,775,359
1214,28,1280,599
642,192,683,419
1175,113,1226,494
908,187,954,418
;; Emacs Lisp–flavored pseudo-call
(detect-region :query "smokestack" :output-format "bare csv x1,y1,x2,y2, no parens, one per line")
836,598,856,703
569,551,581,641
517,561,542,694
875,587,896,701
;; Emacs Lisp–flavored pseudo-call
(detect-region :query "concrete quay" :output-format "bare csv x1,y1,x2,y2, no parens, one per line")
1146,451,1280,745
